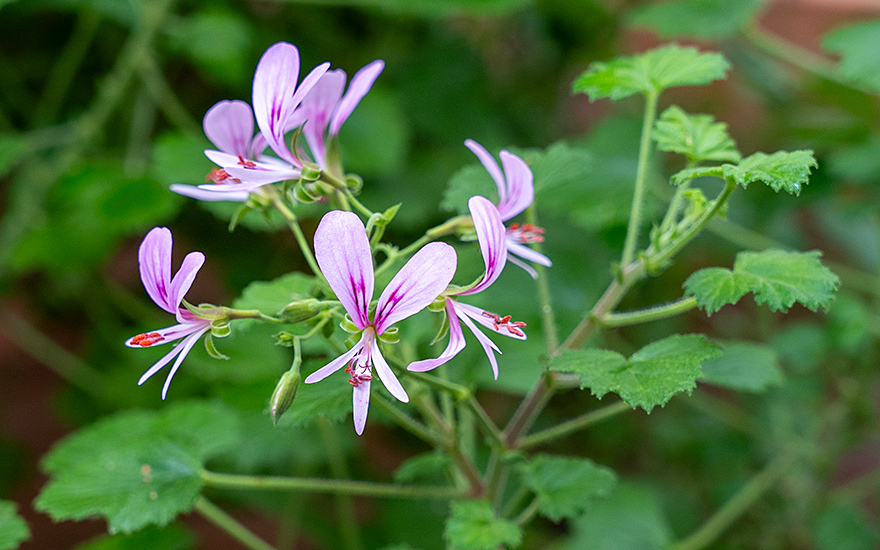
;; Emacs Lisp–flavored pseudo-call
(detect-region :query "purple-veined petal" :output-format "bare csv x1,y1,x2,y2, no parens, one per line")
407,299,467,372
304,337,365,384
352,377,371,435
506,253,539,279
203,100,254,158
139,227,175,313
298,69,347,165
168,251,205,310
373,242,457,334
455,302,527,341
458,196,506,296
218,164,302,187
252,42,303,165
495,150,533,220
160,327,209,399
506,239,552,267
329,60,384,136
170,184,249,202
125,320,208,348
314,211,375,328
465,139,507,204
136,325,208,392
370,339,408,402
456,307,502,380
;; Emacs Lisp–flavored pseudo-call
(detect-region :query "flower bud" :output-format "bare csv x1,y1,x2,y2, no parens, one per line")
269,369,301,425
278,298,322,324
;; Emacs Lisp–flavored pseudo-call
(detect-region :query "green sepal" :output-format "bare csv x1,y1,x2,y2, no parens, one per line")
340,314,360,334
273,331,296,347
378,326,399,344
210,319,231,338
203,333,230,360
293,180,319,203
346,173,364,193
300,163,322,182
428,295,448,312
182,301,227,321
344,332,361,349
278,298,322,324
430,311,450,346
228,203,252,232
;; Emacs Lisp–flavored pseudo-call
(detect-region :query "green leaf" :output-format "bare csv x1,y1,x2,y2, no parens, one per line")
700,341,784,392
549,335,722,411
559,483,672,550
444,500,521,550
572,44,730,101
394,452,454,484
684,249,840,314
628,0,762,40
653,106,741,163
73,525,194,550
36,401,241,534
812,503,879,550
520,455,616,521
721,150,817,195
822,20,880,92
0,133,28,179
0,501,29,550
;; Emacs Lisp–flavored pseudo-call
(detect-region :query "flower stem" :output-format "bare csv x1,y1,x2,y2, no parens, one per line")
600,296,698,328
404,369,471,400
526,204,559,351
514,498,541,526
201,470,463,499
668,454,792,550
374,215,468,278
263,187,324,281
621,89,659,267
372,393,446,446
517,400,631,449
464,394,505,449
318,418,363,550
193,496,277,550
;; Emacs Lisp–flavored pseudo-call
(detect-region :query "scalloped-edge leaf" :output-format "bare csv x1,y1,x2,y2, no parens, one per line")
548,335,721,411
520,455,617,522
721,150,816,195
0,500,30,550
654,106,741,163
572,44,730,101
684,249,840,314
628,0,762,40
36,401,242,534
444,500,521,550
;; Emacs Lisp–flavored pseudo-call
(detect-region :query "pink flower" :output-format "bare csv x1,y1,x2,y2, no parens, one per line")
286,60,384,171
407,196,527,379
465,139,552,279
304,211,457,435
125,227,211,399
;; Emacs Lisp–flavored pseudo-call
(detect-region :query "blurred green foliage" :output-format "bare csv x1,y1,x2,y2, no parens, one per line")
2,0,880,549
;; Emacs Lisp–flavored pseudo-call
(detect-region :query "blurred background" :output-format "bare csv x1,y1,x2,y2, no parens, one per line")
3,0,880,548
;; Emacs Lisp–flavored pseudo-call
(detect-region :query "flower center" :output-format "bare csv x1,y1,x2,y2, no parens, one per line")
237,155,257,168
506,223,545,244
131,332,164,347
345,361,373,387
481,311,527,337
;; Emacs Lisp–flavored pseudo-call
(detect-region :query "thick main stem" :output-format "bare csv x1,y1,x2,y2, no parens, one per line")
621,90,659,267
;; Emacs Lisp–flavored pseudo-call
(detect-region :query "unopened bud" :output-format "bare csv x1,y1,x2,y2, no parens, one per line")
270,369,301,425
278,299,322,324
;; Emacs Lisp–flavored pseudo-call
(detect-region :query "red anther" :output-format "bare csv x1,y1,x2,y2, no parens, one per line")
359,374,372,382
237,155,256,168
507,222,546,244
507,326,525,337
481,310,526,337
348,378,360,387
499,315,511,324
206,168,230,183
132,332,164,347
344,366,351,374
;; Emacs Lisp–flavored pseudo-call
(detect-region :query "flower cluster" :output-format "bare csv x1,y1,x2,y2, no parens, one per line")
127,42,552,434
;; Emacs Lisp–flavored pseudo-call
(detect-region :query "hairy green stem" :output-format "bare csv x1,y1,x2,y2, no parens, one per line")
193,497,277,550
600,296,698,328
465,394,505,449
514,498,541,526
374,215,467,278
202,470,463,499
264,188,324,281
668,455,791,550
621,89,659,267
372,393,445,446
527,204,559,351
517,401,631,449
403,369,470,400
